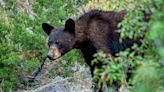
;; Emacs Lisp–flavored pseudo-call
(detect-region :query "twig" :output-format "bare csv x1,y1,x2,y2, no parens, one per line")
28,57,47,82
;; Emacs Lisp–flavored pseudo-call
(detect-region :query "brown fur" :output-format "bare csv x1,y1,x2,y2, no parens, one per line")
74,10,126,53
66,10,134,76
42,9,141,75
75,10,126,43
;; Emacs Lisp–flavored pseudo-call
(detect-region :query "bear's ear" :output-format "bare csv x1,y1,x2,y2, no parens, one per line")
42,23,54,35
64,18,75,33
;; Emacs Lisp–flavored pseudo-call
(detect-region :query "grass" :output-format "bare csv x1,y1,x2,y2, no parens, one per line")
0,0,85,91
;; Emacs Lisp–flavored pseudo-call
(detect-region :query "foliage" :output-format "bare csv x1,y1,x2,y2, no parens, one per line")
0,0,163,91
0,0,86,91
91,0,164,91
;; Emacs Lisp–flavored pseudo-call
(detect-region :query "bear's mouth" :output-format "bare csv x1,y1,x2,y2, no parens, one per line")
47,55,56,60
48,58,56,60
48,53,62,60
48,54,61,60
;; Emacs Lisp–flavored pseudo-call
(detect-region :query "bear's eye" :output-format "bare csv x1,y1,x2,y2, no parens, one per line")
55,40,59,45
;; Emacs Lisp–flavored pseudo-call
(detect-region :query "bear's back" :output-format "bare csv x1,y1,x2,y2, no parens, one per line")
76,10,126,30
75,10,126,51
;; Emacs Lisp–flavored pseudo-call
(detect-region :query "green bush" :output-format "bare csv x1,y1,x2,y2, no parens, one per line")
92,0,164,91
0,0,87,91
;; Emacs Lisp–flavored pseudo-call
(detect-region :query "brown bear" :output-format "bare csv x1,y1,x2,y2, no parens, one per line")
42,9,140,75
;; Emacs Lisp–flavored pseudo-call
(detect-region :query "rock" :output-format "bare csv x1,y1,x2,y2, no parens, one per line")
32,77,71,92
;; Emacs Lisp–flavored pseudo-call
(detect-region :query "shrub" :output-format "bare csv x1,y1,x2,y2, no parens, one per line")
92,0,164,91
0,0,86,91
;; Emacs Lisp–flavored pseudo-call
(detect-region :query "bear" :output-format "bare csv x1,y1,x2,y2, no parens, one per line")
42,9,141,76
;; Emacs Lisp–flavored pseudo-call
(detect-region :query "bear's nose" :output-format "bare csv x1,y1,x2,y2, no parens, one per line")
47,55,53,60
47,50,53,60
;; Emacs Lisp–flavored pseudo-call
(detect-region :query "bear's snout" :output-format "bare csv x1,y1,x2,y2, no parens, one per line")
47,55,53,60
47,45,61,60
47,49,54,60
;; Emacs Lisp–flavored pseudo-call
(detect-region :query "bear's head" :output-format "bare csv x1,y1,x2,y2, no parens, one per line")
42,19,76,60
